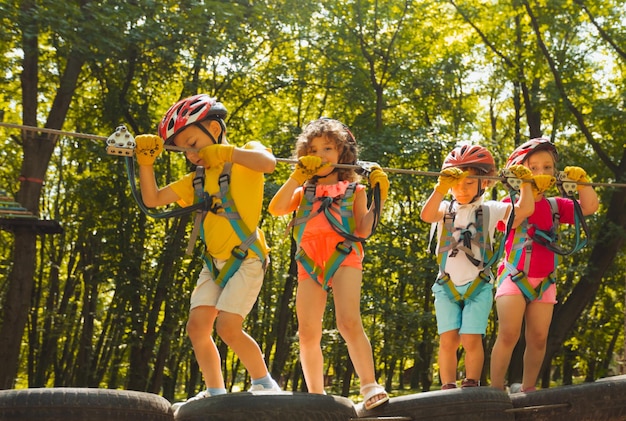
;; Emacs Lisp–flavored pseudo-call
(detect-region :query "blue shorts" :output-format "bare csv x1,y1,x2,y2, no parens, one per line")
432,280,494,335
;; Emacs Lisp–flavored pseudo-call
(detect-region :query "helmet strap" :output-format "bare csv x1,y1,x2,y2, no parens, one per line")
470,182,484,204
196,119,226,144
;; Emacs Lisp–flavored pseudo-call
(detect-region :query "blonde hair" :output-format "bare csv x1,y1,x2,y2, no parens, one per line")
294,118,360,182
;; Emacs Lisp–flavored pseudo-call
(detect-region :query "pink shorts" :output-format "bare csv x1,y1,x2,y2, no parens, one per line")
495,274,557,304
297,237,363,288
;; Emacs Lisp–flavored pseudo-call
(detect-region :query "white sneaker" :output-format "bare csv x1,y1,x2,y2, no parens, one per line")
172,389,210,410
248,378,281,392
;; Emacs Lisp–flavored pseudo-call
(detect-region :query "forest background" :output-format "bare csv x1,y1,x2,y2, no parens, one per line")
0,0,625,403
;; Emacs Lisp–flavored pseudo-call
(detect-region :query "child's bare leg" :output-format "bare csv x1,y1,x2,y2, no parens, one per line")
460,333,483,381
439,330,461,385
490,295,526,389
187,306,224,388
216,311,268,380
333,267,386,407
521,302,553,390
296,278,327,394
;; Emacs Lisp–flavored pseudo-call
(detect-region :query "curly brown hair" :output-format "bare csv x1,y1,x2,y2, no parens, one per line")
294,118,360,182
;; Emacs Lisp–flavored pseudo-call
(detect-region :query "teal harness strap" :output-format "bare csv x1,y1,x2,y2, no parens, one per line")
196,163,268,288
291,183,359,291
498,197,560,302
435,202,496,305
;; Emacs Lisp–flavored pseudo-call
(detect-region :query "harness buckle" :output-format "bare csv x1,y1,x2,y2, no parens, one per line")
477,271,491,283
200,194,223,214
511,271,526,283
436,273,451,285
335,242,353,255
231,245,248,260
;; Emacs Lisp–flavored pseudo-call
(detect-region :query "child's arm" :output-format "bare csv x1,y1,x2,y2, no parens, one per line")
232,144,276,173
564,166,599,216
506,165,535,228
354,167,389,237
420,191,446,223
420,168,466,223
510,182,535,227
269,156,330,216
199,142,276,174
268,179,301,216
136,135,180,208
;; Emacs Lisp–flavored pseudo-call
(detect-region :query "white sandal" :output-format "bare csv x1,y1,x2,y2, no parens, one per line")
360,382,389,410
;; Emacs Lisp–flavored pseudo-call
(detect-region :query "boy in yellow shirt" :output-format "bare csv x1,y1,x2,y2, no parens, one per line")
135,94,280,406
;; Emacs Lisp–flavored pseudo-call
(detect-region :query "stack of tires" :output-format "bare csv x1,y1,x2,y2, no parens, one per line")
0,388,173,421
2,375,626,421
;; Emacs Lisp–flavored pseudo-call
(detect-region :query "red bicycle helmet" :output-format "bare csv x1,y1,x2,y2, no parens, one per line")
442,144,496,174
506,137,558,167
158,94,227,145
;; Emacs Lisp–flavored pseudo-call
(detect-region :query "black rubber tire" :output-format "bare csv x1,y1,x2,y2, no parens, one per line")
0,387,173,421
355,387,515,421
509,375,626,421
174,391,357,421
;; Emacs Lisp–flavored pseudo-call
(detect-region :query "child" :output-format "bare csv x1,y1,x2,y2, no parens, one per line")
268,118,390,410
134,94,280,405
490,137,599,392
420,144,534,390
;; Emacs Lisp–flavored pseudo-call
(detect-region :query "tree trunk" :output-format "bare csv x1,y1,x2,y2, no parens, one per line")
147,214,191,393
0,1,86,388
270,237,298,382
544,186,626,372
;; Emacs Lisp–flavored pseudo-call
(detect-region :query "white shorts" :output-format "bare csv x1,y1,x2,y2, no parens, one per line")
190,257,265,318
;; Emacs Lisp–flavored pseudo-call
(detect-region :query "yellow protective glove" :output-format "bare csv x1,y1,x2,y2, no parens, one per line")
135,134,164,166
435,167,468,195
198,144,235,168
531,174,556,198
507,164,533,181
369,167,389,202
564,166,590,191
290,156,331,184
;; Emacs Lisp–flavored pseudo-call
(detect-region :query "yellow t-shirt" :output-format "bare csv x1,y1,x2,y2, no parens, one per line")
167,141,270,261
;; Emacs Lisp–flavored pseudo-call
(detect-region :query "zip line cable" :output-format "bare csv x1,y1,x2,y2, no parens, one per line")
2,121,625,189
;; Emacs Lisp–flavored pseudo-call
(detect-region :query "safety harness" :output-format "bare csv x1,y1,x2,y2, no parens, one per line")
497,198,559,301
432,200,511,305
497,175,589,302
125,156,266,288
190,164,268,288
290,182,364,291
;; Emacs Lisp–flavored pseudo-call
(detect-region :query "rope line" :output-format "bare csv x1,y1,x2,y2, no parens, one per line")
2,121,625,188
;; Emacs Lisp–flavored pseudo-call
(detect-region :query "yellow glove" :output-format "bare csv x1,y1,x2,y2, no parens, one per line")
198,144,235,168
507,164,533,181
369,167,389,202
531,174,556,198
290,156,331,184
564,166,590,191
135,134,163,166
435,167,468,195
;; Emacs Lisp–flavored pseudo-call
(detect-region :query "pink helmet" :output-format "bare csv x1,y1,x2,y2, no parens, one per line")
442,144,496,174
506,137,558,167
158,94,227,144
